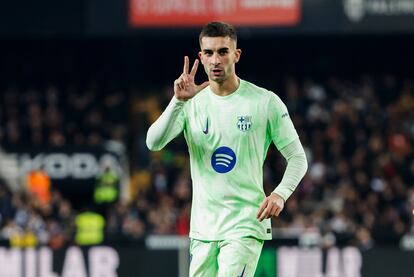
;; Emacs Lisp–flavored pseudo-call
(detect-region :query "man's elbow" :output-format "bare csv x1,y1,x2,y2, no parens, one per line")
146,136,161,151
301,152,308,177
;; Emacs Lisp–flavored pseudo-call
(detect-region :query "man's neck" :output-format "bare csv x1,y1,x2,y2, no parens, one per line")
210,75,240,96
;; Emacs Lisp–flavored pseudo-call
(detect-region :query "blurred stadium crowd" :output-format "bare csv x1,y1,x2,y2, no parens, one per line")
0,84,128,148
0,75,414,250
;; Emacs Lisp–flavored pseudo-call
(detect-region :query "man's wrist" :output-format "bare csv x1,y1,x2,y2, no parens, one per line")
271,191,286,202
172,95,187,104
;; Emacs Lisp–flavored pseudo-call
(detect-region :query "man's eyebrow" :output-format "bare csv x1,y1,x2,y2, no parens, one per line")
202,47,229,52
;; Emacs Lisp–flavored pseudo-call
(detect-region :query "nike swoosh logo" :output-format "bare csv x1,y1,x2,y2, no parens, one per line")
202,118,209,134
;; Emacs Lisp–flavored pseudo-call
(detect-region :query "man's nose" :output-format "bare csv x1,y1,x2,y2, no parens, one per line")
211,53,221,65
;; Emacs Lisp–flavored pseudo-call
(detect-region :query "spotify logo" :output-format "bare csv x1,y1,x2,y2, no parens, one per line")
211,146,236,173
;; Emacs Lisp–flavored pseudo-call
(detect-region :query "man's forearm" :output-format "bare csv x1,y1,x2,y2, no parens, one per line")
146,96,185,151
273,138,308,201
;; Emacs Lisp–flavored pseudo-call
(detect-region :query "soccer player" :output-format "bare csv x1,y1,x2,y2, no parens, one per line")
146,22,307,277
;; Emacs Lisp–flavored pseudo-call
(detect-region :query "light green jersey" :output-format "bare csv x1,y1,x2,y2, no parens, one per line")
149,79,299,241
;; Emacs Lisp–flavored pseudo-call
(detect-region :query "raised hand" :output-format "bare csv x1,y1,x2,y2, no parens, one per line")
174,56,209,101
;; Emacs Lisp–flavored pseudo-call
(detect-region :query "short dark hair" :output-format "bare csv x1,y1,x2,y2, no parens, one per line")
199,22,237,45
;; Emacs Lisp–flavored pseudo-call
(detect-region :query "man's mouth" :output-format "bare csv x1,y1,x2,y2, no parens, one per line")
211,68,223,76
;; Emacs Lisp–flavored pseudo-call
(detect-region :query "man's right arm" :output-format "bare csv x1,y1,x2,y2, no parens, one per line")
146,96,186,151
147,56,208,151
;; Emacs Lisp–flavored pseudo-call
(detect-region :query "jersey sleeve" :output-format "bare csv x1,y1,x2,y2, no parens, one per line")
146,96,186,151
273,138,308,201
267,93,299,150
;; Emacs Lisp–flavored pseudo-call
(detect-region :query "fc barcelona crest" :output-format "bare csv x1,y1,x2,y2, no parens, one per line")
237,116,252,132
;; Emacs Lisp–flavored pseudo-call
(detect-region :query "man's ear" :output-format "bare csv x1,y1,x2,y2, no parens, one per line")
235,49,242,63
198,51,203,64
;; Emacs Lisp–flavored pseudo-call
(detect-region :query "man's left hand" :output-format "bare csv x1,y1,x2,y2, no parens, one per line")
256,193,285,222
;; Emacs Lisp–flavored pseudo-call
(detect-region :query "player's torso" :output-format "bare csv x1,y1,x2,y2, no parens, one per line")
183,82,274,240
183,82,270,175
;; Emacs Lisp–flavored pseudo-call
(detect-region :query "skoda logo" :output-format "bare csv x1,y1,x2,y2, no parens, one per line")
211,146,236,173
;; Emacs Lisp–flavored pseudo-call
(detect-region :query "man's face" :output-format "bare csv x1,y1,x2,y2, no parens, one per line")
198,36,241,84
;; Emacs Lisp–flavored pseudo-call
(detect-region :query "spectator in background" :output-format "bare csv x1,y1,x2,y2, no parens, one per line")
26,165,51,206
0,182,14,229
93,163,120,216
75,205,105,246
106,201,146,241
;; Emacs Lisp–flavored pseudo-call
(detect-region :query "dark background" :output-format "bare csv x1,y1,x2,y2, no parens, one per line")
1,0,413,89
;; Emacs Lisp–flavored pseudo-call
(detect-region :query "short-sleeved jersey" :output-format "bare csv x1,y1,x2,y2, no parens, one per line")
176,79,298,240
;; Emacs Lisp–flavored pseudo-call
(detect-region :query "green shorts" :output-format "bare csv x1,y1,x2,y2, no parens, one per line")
189,237,264,277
